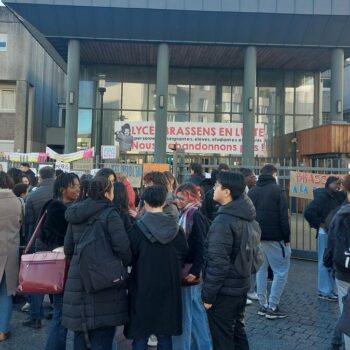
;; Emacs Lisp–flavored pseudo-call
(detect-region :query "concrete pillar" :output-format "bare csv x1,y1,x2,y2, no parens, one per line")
64,40,80,153
331,48,344,122
314,72,322,127
154,43,169,163
14,80,28,152
242,46,257,166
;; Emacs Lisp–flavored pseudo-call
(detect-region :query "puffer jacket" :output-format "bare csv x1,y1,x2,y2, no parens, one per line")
62,198,132,332
248,174,291,243
202,194,256,304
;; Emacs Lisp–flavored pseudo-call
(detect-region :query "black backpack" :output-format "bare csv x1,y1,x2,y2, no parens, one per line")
231,219,264,275
76,207,127,294
333,217,350,273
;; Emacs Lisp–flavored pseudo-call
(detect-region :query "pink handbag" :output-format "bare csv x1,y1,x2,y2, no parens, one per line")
17,212,69,294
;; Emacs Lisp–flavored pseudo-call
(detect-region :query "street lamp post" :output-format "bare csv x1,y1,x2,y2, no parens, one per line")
95,76,106,168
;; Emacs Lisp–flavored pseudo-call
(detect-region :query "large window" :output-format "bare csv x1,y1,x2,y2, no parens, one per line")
78,66,317,154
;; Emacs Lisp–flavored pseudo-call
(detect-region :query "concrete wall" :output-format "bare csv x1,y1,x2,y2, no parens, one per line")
0,7,66,152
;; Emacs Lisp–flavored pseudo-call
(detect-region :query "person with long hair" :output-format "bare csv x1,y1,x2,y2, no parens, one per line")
172,183,212,350
0,172,21,342
113,181,133,231
62,176,131,349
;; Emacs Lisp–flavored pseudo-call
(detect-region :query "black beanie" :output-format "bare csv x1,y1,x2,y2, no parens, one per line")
325,176,339,188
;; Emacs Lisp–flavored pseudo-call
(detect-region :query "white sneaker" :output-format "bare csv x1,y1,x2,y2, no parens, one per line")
21,302,30,312
148,335,158,347
246,298,253,306
247,292,259,301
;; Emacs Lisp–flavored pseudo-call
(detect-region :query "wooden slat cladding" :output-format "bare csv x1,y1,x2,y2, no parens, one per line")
297,124,350,156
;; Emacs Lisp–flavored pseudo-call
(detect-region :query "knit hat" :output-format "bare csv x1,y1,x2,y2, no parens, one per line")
325,176,339,188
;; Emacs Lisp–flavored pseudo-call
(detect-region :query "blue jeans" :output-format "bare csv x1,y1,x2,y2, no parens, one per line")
45,293,67,350
74,327,116,350
0,274,12,333
318,229,335,296
29,294,44,320
249,273,257,293
257,241,291,309
133,335,172,350
173,285,212,350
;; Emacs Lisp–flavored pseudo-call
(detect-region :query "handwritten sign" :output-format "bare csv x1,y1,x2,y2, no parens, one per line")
111,164,143,188
289,171,344,199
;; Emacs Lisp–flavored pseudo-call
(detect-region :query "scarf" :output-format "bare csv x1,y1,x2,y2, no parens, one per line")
179,202,201,239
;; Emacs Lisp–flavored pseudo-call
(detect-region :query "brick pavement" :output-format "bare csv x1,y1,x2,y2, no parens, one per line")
3,259,339,350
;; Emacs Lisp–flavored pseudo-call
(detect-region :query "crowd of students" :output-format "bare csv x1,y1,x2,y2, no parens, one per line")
0,161,349,350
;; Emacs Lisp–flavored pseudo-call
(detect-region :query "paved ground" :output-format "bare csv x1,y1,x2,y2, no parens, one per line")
3,259,339,350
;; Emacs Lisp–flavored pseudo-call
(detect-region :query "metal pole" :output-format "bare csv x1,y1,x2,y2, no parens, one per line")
95,88,105,168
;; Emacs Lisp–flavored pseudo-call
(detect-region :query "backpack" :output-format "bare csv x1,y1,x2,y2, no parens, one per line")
333,218,350,273
76,207,127,294
231,220,264,275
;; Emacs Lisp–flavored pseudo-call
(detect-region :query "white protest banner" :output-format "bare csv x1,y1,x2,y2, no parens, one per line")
111,164,143,188
115,121,267,156
102,146,117,160
55,161,71,173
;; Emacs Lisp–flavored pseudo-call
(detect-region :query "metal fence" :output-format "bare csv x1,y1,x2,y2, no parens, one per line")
175,157,350,261
2,154,348,261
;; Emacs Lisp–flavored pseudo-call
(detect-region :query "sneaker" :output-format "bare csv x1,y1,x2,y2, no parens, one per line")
22,319,42,329
148,335,158,347
247,292,259,301
318,294,338,302
21,302,30,312
246,298,253,306
265,306,287,320
257,305,268,316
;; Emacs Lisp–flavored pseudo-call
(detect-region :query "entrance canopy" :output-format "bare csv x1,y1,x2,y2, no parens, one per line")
3,0,350,71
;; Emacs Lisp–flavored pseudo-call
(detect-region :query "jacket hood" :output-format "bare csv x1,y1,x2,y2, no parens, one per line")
138,212,178,244
257,174,276,187
65,198,111,224
0,189,16,199
218,194,256,221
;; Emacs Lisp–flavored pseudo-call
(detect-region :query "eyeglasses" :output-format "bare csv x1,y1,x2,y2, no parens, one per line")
176,196,187,202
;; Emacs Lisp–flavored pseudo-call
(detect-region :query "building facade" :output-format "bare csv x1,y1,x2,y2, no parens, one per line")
4,0,350,164
0,7,66,153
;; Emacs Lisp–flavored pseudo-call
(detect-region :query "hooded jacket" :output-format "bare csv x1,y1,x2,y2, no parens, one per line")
62,198,131,332
202,194,256,304
124,212,188,339
248,174,291,243
304,187,346,231
328,204,350,283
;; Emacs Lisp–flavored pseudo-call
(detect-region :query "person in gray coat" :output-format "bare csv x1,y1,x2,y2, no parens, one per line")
0,172,22,342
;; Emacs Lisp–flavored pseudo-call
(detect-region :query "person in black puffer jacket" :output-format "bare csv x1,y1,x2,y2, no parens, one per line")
62,177,132,350
202,171,256,350
248,164,291,320
328,174,350,350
